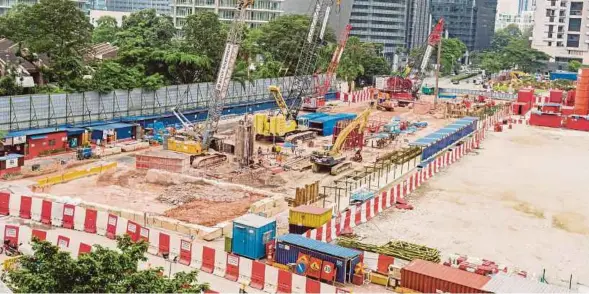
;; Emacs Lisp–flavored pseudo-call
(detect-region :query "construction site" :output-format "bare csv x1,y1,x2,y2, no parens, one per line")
0,0,588,293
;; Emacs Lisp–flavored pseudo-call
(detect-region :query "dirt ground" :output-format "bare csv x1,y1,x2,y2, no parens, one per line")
46,167,268,226
353,124,589,288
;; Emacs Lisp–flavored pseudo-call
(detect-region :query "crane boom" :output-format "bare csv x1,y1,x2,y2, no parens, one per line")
269,86,289,116
201,0,254,149
316,23,351,98
285,0,334,121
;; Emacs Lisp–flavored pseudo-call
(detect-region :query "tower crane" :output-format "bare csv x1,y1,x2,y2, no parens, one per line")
303,23,352,112
254,0,336,142
167,0,254,167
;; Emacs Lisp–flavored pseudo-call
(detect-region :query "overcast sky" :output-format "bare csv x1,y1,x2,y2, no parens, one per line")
498,0,518,14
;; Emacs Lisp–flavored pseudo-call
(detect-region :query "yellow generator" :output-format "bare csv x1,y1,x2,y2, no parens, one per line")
253,113,297,137
167,136,204,155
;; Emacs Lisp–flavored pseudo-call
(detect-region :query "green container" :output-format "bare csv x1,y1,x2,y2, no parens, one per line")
225,236,232,253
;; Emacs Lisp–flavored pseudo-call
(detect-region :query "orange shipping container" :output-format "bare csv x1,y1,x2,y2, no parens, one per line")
401,260,491,293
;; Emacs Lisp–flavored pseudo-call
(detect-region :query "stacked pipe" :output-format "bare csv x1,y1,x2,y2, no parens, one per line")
574,68,589,115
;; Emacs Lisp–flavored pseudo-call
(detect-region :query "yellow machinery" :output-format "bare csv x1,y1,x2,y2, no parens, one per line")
255,0,335,142
165,0,253,167
310,106,372,175
254,86,315,142
371,88,395,111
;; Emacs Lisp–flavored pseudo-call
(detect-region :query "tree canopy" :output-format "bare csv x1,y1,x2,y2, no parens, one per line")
474,25,550,74
4,235,209,293
0,4,389,95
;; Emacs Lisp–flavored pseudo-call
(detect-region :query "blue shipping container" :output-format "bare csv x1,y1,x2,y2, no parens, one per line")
411,117,478,160
309,113,358,136
549,71,577,81
232,214,276,260
275,234,361,283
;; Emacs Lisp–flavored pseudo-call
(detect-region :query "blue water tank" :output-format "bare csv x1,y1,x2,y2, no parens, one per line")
232,214,276,260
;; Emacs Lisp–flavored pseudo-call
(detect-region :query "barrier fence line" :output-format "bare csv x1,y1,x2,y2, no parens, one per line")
0,190,346,292
36,162,118,188
302,106,509,274
0,106,508,293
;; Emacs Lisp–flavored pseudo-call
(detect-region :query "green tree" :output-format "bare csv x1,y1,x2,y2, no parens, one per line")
257,14,335,75
182,12,227,64
150,49,212,84
0,0,93,87
438,38,467,75
491,24,523,51
116,9,175,50
480,53,504,74
92,16,119,44
5,235,209,293
568,60,582,72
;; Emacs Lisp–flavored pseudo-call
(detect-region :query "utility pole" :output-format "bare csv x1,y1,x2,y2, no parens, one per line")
434,38,442,107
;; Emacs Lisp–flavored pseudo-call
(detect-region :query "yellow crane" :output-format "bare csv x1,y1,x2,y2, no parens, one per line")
310,106,372,175
254,0,335,142
253,86,315,141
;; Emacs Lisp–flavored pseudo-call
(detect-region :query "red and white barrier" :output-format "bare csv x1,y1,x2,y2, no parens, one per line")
341,89,371,103
302,126,491,243
0,107,507,294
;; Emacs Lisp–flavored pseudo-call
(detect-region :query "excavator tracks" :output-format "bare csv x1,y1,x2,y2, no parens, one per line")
191,154,228,169
330,161,352,176
285,131,317,143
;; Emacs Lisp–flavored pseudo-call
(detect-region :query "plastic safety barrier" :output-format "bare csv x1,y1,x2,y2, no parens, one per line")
0,192,9,215
225,254,239,282
84,209,97,233
32,229,46,241
201,246,215,273
179,239,192,266
19,196,32,219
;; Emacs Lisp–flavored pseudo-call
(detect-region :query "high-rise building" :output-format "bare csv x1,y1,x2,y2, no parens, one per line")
281,0,353,39
347,0,431,60
495,10,534,32
104,0,171,15
518,0,534,15
171,0,283,30
0,0,89,15
532,0,589,66
431,0,498,51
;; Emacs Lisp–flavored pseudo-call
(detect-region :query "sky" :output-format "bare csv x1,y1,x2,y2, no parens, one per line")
498,0,518,15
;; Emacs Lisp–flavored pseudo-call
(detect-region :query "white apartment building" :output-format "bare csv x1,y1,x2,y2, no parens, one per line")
496,11,534,32
0,0,89,15
532,0,589,64
171,0,284,30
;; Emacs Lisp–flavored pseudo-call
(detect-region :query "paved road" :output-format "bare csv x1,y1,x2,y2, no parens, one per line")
422,74,485,91
0,216,262,293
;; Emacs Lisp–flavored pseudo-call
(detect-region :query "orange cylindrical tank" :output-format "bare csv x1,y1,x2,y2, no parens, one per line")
574,69,589,115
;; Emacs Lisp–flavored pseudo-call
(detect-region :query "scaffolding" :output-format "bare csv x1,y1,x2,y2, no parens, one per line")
0,75,333,132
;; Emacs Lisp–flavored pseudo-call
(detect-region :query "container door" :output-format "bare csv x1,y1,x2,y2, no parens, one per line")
232,226,246,256
247,227,258,259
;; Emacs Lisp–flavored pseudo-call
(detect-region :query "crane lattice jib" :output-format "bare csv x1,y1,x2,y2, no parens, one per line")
317,23,351,98
286,0,334,121
202,0,253,149
269,86,289,116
